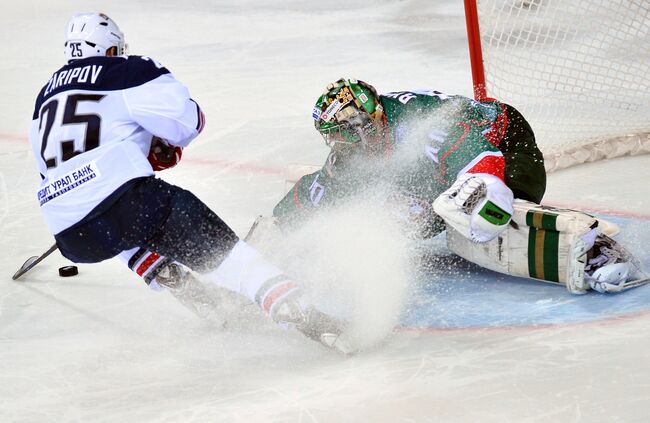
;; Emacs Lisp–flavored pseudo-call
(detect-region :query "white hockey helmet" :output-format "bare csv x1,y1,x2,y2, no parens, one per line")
64,13,127,62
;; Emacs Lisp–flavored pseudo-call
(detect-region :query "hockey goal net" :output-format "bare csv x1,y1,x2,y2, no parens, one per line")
464,0,650,171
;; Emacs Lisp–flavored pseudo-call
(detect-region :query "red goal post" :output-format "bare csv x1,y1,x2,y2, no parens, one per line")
463,0,650,171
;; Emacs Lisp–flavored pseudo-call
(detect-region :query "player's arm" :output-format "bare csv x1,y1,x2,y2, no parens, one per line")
273,170,327,230
432,107,513,243
272,149,348,229
122,56,205,148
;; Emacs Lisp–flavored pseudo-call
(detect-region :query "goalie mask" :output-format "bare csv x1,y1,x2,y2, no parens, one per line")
64,13,127,62
313,78,384,149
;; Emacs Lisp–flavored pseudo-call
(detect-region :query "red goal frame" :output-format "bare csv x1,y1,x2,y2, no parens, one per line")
463,0,487,101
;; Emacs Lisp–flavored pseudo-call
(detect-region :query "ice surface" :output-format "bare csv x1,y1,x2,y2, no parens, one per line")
2,1,650,422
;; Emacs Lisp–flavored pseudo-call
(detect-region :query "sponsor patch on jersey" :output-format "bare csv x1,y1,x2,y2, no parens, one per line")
38,161,101,206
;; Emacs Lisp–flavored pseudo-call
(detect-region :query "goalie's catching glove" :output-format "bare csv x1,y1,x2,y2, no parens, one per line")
148,136,183,171
433,173,514,243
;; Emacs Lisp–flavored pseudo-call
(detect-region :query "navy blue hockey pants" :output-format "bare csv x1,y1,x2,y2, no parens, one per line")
55,176,239,272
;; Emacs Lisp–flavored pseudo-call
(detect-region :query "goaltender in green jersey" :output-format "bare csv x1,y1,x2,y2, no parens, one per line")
270,78,642,294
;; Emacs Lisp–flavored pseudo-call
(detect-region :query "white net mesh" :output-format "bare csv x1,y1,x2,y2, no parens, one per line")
475,0,650,170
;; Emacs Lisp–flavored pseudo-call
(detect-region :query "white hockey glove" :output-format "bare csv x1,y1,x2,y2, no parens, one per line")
433,173,514,243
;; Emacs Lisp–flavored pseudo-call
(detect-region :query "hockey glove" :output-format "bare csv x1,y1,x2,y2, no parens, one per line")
148,136,183,171
433,173,514,243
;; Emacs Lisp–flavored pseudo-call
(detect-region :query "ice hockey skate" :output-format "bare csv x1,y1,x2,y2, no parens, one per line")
271,295,355,355
155,262,233,325
585,234,644,293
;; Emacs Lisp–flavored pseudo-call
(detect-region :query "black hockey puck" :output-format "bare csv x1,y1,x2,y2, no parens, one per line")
58,265,78,277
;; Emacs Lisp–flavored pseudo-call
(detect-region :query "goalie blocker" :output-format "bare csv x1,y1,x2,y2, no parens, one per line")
446,200,645,294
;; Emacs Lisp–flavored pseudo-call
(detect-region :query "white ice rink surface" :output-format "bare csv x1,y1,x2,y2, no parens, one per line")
2,1,650,422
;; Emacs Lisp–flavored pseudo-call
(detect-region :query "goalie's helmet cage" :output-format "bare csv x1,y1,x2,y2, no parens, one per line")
312,78,384,147
64,13,127,62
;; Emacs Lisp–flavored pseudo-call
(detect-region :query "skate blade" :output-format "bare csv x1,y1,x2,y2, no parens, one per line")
320,333,356,356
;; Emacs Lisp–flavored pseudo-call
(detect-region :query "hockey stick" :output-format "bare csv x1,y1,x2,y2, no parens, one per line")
12,243,58,281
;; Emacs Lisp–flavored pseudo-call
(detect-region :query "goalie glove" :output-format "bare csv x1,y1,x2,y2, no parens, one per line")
148,136,183,171
433,173,514,243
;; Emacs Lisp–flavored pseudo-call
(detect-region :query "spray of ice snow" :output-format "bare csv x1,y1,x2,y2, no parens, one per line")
283,198,413,350
247,191,414,351
243,100,472,349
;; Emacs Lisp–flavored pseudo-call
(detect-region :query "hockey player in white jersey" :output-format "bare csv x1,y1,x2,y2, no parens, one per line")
28,12,352,353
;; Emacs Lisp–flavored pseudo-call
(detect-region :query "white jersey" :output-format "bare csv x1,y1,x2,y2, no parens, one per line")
29,55,205,234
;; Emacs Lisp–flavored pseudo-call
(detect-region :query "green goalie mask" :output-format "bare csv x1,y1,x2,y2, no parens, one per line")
312,78,384,148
